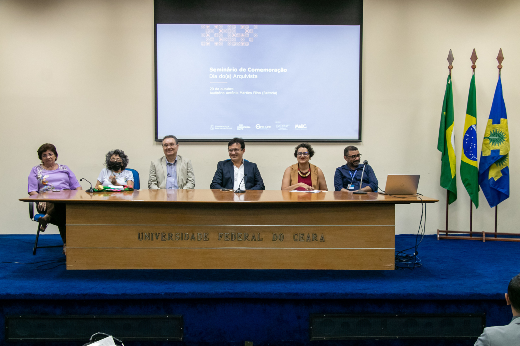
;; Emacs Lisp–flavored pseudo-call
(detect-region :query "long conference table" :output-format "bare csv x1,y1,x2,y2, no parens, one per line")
20,190,437,270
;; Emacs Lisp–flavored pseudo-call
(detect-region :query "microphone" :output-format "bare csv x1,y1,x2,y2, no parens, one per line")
353,160,368,195
234,174,247,193
80,178,94,193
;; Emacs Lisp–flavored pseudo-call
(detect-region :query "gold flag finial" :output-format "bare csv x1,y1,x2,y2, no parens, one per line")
447,49,454,75
497,48,504,74
470,49,478,72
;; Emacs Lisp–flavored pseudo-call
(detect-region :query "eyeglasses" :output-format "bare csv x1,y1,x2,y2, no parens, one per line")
297,152,309,156
228,149,242,153
347,154,361,159
162,144,177,148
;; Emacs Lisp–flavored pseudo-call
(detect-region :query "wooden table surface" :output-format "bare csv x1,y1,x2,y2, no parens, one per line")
20,189,438,204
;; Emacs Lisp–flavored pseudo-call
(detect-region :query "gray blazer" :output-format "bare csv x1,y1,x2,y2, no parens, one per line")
148,155,195,189
474,316,520,346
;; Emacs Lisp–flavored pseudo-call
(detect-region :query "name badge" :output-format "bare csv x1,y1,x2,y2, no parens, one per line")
347,184,355,190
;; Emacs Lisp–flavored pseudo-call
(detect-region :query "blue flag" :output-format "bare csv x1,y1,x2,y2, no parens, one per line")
478,76,510,208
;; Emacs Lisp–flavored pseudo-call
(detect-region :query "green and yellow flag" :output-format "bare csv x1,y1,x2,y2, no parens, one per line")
460,74,479,207
437,75,457,204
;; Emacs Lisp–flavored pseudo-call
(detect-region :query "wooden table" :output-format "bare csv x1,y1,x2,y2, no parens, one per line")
20,190,437,270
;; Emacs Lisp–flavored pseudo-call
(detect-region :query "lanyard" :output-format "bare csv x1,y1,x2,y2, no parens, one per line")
348,169,357,181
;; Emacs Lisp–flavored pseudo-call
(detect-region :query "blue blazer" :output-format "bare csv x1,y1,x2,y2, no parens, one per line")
210,159,265,190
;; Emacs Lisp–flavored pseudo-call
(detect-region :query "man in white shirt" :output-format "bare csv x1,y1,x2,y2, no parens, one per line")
148,135,195,189
210,137,264,191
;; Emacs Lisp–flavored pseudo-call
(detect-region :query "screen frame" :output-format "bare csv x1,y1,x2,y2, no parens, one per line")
154,0,363,142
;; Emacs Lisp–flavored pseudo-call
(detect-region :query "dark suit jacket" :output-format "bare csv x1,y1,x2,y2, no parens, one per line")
210,159,265,190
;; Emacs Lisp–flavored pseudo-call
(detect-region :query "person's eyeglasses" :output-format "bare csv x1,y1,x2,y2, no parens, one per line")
110,159,123,162
228,149,242,153
347,154,361,159
162,144,177,148
297,152,309,156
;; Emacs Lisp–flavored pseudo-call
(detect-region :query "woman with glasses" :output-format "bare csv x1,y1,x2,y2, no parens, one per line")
95,149,134,188
28,143,82,254
281,143,328,191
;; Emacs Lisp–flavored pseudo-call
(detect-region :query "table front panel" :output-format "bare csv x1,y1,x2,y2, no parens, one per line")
66,203,395,270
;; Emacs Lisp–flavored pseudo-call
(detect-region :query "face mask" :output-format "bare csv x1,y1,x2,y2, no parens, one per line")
107,161,122,171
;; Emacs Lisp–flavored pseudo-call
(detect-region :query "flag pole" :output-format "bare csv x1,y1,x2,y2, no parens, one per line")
470,202,473,237
495,206,498,238
439,49,477,241
494,49,503,239
469,50,477,238
445,191,449,236
445,50,453,237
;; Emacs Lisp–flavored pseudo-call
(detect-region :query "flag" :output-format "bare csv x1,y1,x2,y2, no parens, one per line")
437,75,457,204
479,76,509,208
460,74,479,208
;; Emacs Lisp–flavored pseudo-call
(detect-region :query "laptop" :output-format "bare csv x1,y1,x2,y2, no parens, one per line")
383,174,420,195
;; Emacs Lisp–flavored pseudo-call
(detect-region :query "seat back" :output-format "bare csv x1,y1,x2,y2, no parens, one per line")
28,202,45,221
125,168,140,189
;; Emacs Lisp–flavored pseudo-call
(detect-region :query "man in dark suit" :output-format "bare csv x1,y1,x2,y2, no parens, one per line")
210,138,265,191
474,273,520,346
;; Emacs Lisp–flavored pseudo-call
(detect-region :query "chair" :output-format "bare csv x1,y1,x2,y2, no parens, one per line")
29,202,61,255
125,168,140,189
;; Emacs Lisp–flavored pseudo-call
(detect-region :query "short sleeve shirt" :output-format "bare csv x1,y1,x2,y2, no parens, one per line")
97,168,134,187
28,164,81,193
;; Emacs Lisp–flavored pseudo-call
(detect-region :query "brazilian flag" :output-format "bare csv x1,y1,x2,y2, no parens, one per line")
437,75,457,204
460,75,479,208
479,76,509,208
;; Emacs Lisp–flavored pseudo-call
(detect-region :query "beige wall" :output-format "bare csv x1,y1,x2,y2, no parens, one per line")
1,0,519,237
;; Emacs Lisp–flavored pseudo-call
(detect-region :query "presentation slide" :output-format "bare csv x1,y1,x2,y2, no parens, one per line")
156,24,360,141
